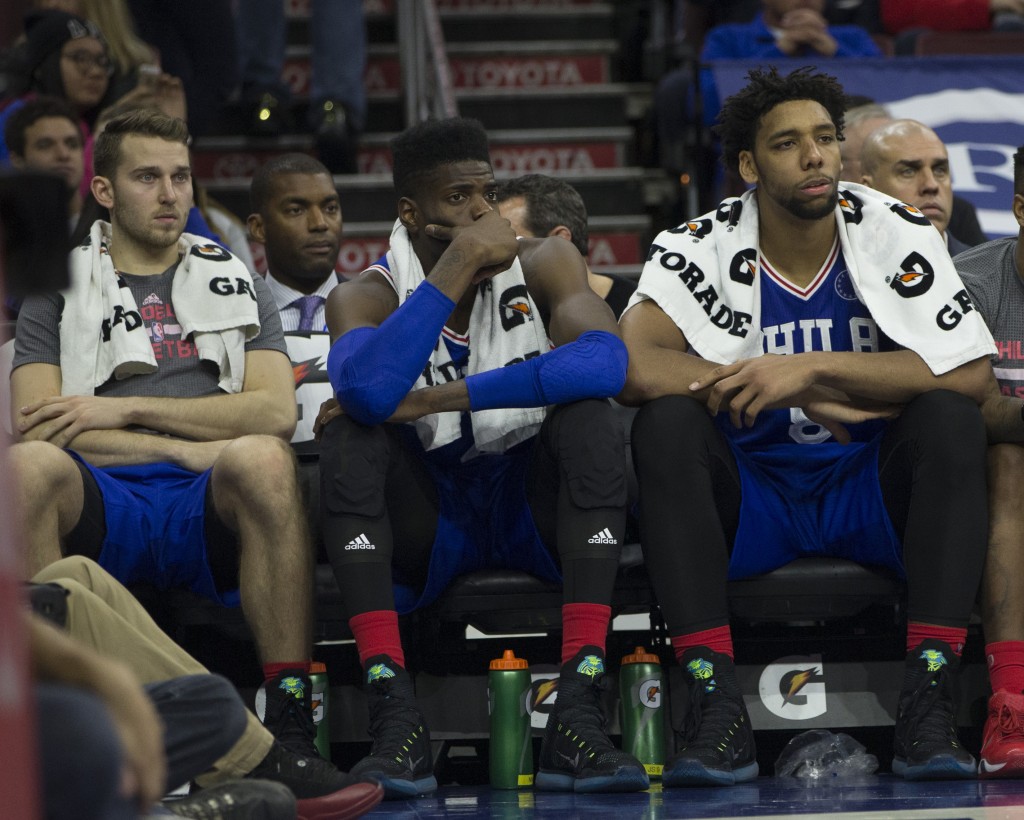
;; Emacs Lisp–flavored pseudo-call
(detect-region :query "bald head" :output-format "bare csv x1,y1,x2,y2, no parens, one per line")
840,104,891,182
861,119,953,236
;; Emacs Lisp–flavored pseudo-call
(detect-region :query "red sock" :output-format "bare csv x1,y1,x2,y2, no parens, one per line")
263,661,310,683
349,610,406,668
672,625,734,665
987,641,1024,694
561,603,611,664
906,622,966,656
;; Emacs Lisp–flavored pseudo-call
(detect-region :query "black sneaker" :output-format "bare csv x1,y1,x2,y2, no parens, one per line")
247,742,384,820
250,92,291,137
164,779,295,819
350,655,437,799
262,671,319,760
536,646,649,793
314,99,357,174
893,639,976,780
663,647,758,787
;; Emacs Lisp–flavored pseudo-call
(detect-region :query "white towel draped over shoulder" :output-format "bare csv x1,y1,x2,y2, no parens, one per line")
383,219,550,454
625,183,996,374
60,221,261,396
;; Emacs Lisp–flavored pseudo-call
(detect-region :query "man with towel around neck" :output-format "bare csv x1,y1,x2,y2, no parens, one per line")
316,116,647,797
6,109,347,788
620,67,995,787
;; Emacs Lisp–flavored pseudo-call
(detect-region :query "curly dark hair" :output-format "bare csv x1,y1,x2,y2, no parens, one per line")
714,66,849,175
391,116,491,199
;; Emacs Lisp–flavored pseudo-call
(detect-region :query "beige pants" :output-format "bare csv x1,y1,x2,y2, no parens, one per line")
31,556,273,785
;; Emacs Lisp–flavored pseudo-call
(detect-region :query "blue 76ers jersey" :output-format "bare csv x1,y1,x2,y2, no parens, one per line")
720,241,896,451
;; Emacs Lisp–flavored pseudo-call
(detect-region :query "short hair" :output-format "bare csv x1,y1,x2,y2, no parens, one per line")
390,117,491,198
714,66,849,175
93,109,190,179
250,153,333,215
495,174,589,256
1015,146,1024,196
4,95,81,157
845,102,891,129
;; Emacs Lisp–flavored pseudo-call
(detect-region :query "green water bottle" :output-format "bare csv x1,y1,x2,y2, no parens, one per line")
488,649,534,789
619,646,664,779
309,661,330,760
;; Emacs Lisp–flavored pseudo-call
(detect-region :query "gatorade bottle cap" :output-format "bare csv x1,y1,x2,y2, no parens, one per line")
490,649,528,670
310,661,327,674
621,646,659,665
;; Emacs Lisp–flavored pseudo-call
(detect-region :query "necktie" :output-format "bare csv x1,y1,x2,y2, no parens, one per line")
291,294,325,332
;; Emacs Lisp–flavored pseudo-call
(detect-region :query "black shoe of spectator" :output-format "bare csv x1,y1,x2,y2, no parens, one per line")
164,778,295,819
250,92,291,137
314,99,358,174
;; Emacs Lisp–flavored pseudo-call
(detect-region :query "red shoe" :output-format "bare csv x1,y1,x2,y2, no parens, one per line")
979,691,1024,778
297,780,384,820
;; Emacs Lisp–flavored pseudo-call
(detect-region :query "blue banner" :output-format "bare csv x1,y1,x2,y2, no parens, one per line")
711,56,1024,238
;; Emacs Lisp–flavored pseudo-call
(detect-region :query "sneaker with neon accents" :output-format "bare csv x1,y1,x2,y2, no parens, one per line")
535,646,649,793
663,647,757,787
262,671,319,760
979,690,1024,778
893,639,976,780
350,655,437,799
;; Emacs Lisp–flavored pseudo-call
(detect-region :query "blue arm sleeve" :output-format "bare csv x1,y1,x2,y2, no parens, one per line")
464,330,628,411
326,281,455,425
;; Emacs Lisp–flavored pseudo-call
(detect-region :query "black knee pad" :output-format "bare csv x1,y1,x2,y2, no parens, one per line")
550,400,627,509
319,416,390,519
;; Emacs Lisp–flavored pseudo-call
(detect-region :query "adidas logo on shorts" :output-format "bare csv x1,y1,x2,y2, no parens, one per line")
588,527,617,545
344,533,375,550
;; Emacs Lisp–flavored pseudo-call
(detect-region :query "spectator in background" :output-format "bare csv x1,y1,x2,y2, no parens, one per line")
5,96,85,236
126,0,238,138
0,10,110,167
654,0,880,210
236,0,366,174
496,174,638,319
34,0,160,102
841,102,989,246
882,0,1024,52
954,146,1024,778
248,154,343,452
861,119,972,254
840,101,890,183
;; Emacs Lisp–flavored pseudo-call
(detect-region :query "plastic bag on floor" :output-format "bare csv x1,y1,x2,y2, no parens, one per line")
775,729,879,781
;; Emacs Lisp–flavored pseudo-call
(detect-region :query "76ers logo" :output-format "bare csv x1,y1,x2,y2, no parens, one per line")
888,251,935,298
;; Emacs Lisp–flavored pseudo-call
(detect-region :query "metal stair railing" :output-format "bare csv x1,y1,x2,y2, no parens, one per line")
396,0,458,125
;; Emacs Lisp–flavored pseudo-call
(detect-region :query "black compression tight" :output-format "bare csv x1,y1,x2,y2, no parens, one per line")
320,399,628,616
631,390,989,635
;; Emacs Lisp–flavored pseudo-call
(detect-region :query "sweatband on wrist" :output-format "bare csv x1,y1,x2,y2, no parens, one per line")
465,330,628,410
327,281,455,425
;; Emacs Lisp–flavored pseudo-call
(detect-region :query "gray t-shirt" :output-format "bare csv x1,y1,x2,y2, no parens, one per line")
13,263,287,398
955,237,1024,396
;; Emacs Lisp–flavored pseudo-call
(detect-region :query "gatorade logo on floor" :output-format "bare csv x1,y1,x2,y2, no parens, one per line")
759,655,827,720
